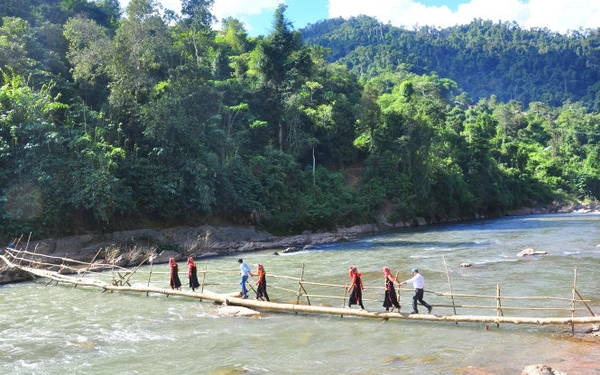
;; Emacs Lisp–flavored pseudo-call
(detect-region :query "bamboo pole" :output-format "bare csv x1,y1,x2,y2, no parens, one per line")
430,303,585,311
15,234,24,248
200,265,207,294
82,248,104,276
442,256,457,319
146,256,154,296
496,284,504,328
296,264,305,306
12,248,129,271
6,248,122,267
430,290,590,302
301,280,346,288
299,282,311,305
4,254,109,274
574,289,597,317
4,249,125,275
300,293,378,302
121,255,151,286
341,283,349,318
110,257,117,286
395,271,402,311
571,268,577,335
269,274,301,281
247,282,258,298
24,232,32,252
14,235,24,266
74,247,103,288
269,285,298,294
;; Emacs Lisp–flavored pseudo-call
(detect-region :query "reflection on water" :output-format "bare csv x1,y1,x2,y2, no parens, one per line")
1,213,599,374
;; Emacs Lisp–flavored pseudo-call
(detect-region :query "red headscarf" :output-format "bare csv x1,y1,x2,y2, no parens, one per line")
349,265,363,289
348,265,362,278
257,264,265,280
187,257,196,277
383,266,391,278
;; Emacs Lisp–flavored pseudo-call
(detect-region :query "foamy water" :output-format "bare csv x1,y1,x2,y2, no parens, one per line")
1,213,599,374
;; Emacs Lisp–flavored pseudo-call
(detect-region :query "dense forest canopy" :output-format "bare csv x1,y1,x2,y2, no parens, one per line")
0,1,598,242
301,16,600,110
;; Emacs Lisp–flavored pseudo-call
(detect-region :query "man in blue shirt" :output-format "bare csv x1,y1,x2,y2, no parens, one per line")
238,258,251,298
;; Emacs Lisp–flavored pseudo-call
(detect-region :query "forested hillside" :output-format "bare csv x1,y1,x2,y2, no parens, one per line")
1,1,598,242
301,16,600,110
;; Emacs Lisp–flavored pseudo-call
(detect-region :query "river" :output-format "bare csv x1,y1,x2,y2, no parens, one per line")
1,213,599,374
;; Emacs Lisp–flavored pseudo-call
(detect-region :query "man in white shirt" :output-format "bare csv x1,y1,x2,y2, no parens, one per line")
400,268,433,314
238,258,251,299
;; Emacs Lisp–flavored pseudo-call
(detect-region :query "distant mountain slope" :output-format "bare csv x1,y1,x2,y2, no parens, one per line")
301,16,600,109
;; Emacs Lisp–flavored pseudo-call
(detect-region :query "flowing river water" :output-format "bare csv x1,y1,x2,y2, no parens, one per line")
1,213,599,374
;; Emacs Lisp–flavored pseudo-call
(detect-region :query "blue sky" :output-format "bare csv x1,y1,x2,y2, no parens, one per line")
242,0,329,35
121,0,600,36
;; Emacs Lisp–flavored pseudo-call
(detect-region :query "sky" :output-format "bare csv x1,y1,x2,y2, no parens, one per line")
121,0,600,36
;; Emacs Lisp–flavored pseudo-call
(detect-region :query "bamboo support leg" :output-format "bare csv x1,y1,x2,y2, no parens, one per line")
248,282,258,296
122,255,150,285
296,264,305,307
395,271,402,312
496,284,504,328
341,284,349,318
24,232,32,252
15,235,24,266
299,283,311,305
443,256,457,320
146,258,154,297
574,289,596,317
200,265,207,299
82,248,104,279
571,268,577,335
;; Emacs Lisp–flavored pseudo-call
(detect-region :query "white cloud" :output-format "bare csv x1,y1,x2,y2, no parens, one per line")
160,0,182,13
122,0,281,19
120,0,283,33
328,0,600,33
211,0,281,32
212,0,282,19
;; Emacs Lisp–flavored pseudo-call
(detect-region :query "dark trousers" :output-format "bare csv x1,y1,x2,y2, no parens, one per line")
256,283,270,301
413,288,431,312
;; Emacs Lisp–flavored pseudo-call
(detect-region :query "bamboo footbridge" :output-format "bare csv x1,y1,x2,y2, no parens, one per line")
2,246,599,331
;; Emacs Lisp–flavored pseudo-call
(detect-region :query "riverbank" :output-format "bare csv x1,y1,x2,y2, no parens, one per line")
2,200,598,284
0,222,381,284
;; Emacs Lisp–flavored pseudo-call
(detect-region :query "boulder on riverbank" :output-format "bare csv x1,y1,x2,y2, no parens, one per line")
459,366,495,374
217,305,261,317
517,248,548,257
0,265,32,284
521,364,565,375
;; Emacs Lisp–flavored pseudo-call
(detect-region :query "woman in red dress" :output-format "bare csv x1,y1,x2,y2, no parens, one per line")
169,257,181,290
383,266,400,312
187,257,200,291
347,265,365,309
254,264,270,301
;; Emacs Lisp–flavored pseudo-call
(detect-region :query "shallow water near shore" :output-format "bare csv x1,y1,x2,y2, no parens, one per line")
1,213,599,374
